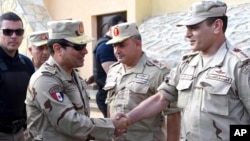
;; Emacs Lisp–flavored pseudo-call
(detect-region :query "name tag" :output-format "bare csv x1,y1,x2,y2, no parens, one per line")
136,73,149,80
206,74,232,84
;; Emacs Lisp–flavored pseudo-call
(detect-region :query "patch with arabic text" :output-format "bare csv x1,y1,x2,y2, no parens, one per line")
49,85,64,102
205,74,232,84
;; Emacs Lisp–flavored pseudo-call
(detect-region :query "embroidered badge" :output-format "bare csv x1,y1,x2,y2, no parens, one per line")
78,22,84,34
49,85,64,102
215,69,225,74
75,22,84,36
40,33,48,40
180,74,193,80
136,74,149,80
51,92,64,102
207,68,232,84
134,78,149,84
113,27,119,36
206,74,232,84
134,74,150,84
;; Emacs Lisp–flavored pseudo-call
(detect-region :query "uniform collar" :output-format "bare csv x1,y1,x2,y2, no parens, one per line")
121,53,147,74
210,41,231,67
189,40,231,67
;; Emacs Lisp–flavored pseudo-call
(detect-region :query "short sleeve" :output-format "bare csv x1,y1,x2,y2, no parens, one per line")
96,43,117,63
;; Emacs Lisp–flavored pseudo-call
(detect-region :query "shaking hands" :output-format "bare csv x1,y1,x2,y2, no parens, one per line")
111,112,129,136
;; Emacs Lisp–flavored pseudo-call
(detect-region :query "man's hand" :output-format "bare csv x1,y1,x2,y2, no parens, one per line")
112,116,127,129
111,112,128,136
115,112,132,126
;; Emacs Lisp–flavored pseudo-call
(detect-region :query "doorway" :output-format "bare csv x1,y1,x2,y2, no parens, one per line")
96,12,127,39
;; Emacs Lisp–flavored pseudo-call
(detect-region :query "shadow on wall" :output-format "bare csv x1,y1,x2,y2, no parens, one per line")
140,2,250,68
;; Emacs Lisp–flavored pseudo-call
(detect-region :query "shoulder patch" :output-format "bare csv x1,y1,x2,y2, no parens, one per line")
49,84,64,102
230,48,249,61
146,59,166,69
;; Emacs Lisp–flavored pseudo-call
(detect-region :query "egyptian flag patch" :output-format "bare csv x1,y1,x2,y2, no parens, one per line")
51,92,64,102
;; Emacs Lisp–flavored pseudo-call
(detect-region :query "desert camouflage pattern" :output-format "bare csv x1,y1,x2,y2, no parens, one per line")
25,57,115,141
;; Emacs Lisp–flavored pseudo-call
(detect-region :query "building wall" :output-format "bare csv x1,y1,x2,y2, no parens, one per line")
42,0,248,78
151,0,250,15
141,2,250,68
43,0,132,78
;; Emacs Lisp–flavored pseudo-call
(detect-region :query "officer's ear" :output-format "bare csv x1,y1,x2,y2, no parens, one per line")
212,19,223,34
53,43,62,56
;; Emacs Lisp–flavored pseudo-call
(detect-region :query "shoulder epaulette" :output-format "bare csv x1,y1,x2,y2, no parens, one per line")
230,48,250,61
146,58,167,69
40,63,57,76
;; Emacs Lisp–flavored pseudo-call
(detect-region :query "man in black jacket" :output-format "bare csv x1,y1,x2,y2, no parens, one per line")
0,12,35,141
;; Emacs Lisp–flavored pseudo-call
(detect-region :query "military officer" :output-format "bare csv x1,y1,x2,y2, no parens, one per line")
105,22,180,141
28,31,49,70
117,1,250,141
25,19,127,141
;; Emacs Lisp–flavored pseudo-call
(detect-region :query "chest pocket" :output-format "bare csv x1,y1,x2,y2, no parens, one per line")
127,81,150,110
176,79,193,108
128,80,149,94
201,79,231,116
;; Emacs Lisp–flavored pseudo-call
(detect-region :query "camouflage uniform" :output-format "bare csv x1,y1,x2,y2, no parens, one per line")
105,53,169,141
158,41,250,141
25,57,115,141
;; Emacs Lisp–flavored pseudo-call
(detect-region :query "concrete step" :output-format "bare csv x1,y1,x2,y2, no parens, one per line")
89,99,99,109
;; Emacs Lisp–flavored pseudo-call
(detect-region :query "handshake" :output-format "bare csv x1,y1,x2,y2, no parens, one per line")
111,112,131,136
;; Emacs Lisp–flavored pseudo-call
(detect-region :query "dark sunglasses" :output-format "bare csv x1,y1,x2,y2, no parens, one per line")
0,28,24,36
67,43,87,51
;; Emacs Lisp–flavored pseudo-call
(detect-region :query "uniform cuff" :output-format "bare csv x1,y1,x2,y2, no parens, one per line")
89,118,115,140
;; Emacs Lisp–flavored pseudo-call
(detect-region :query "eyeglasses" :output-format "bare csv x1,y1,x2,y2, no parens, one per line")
0,28,24,36
67,43,87,51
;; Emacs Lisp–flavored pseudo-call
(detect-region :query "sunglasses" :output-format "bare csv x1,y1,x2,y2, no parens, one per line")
0,28,24,36
67,43,87,51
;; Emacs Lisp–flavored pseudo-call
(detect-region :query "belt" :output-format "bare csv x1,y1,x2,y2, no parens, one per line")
0,119,25,134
